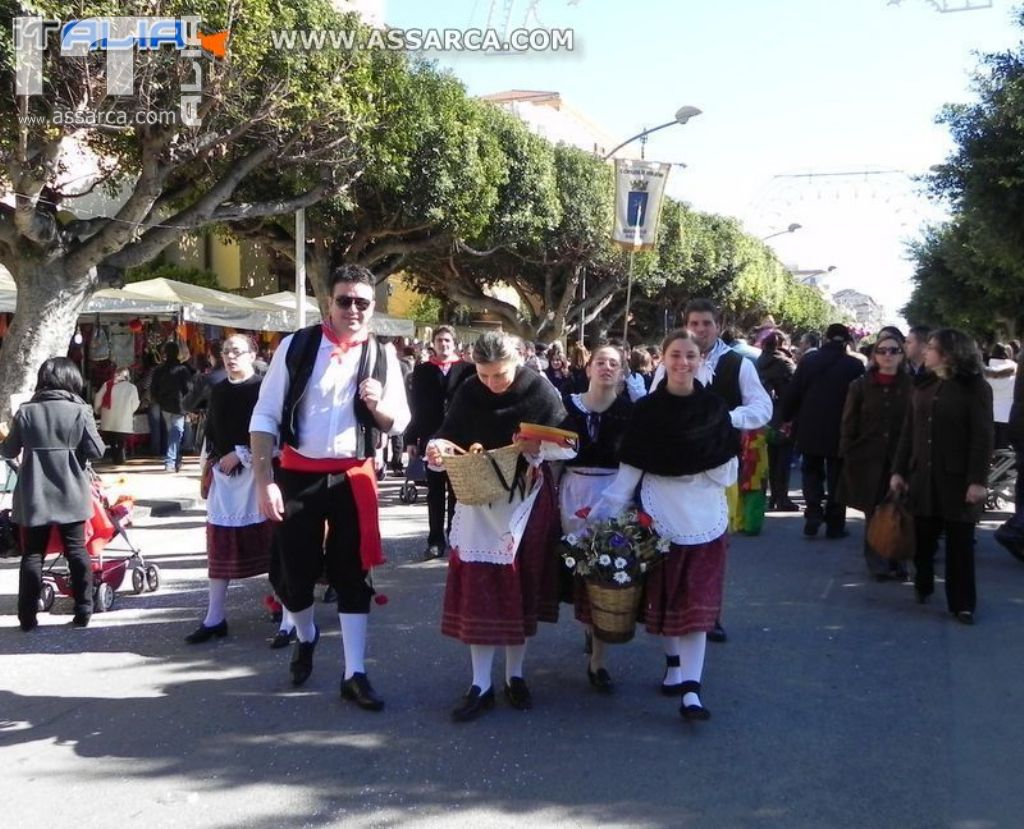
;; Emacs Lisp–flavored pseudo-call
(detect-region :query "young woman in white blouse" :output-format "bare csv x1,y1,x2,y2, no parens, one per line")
587,329,739,721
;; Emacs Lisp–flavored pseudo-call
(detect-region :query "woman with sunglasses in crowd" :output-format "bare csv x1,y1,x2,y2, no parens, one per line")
185,334,277,645
891,328,993,623
839,328,914,581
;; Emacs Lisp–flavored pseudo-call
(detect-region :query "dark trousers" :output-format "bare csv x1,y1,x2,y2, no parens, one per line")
20,522,90,623
271,468,375,614
801,454,846,532
767,441,794,506
426,468,456,548
914,516,976,614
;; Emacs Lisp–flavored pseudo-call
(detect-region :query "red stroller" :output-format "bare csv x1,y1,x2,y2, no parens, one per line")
5,462,162,614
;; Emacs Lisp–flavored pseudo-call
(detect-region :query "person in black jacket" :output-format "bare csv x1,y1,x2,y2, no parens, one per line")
781,323,865,537
756,332,798,512
404,326,475,560
151,342,193,472
1,358,105,630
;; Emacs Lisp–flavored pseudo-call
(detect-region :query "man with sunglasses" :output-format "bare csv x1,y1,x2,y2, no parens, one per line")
250,265,410,711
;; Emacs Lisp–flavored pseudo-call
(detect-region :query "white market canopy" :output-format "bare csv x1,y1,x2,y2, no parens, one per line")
256,291,416,338
0,268,177,315
115,278,294,331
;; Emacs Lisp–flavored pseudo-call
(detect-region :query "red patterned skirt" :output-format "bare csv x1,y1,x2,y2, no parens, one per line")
207,521,274,580
642,534,728,636
441,473,561,645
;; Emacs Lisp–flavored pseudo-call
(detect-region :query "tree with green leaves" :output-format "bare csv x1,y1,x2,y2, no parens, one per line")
0,0,375,415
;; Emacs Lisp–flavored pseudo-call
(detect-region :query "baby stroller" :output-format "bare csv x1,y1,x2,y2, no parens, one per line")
399,455,428,504
4,462,161,614
987,449,1017,512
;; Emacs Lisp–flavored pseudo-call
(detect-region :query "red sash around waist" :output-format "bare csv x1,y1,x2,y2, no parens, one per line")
279,445,384,570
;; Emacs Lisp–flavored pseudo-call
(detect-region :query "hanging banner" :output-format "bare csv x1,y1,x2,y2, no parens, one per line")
612,159,671,250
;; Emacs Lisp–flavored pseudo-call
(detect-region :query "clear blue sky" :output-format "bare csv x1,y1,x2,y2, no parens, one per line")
383,0,1022,322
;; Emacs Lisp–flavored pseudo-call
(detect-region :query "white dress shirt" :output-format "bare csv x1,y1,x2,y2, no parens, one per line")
250,331,411,458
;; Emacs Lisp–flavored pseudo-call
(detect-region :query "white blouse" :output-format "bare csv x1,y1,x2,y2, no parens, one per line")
588,458,738,546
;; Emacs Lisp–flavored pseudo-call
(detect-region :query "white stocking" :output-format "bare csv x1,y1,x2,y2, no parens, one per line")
203,578,229,627
677,631,707,707
291,605,317,643
470,644,496,692
505,643,527,683
662,635,683,686
339,613,368,679
278,606,295,634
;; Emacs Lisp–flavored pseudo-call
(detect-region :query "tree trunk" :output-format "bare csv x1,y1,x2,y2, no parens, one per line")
0,265,93,420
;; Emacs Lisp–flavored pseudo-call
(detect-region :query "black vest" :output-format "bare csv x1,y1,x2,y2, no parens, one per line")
280,324,388,459
709,349,743,411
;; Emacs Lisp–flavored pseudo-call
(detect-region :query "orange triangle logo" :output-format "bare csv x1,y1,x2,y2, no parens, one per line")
198,30,229,58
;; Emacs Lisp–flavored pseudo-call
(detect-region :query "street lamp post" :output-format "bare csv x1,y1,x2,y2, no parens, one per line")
762,222,802,241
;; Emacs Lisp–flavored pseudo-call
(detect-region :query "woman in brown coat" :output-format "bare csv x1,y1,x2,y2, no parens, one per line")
891,328,993,624
839,331,913,580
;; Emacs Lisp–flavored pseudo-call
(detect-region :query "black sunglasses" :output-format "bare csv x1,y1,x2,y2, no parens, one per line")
874,347,903,356
334,295,372,311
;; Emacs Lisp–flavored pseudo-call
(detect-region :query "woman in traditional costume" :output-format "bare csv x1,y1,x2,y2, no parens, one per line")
427,332,573,721
185,335,276,644
556,344,633,693
587,329,739,721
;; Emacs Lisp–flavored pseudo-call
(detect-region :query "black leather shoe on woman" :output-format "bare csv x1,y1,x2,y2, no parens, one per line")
504,676,533,710
679,680,711,721
451,685,495,721
587,666,614,694
269,628,295,649
661,655,683,695
184,619,228,644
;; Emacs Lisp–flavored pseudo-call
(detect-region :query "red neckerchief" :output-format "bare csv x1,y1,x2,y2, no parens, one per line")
101,379,115,409
429,356,460,369
321,324,366,362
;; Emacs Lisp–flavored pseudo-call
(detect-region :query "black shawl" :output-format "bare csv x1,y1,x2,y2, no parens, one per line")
619,383,740,476
434,366,567,450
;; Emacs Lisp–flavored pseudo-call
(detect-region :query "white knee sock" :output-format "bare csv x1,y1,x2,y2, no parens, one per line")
339,613,367,679
203,579,229,627
678,631,708,707
470,644,496,692
505,643,527,683
663,635,683,685
278,606,295,635
291,605,317,643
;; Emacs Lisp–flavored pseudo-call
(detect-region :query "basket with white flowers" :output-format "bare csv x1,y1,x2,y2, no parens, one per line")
561,507,670,643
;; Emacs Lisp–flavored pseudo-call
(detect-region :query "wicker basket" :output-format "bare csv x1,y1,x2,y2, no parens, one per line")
441,443,522,506
586,578,643,643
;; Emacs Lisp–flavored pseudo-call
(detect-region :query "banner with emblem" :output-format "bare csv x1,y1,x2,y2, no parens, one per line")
612,159,672,250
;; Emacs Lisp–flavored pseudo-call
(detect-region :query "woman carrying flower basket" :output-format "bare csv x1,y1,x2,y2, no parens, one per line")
426,332,575,722
587,329,740,722
556,344,635,693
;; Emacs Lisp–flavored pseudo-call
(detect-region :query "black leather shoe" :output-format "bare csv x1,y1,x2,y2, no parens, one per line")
707,621,727,643
184,619,227,644
269,628,295,649
420,545,444,561
803,520,821,537
587,666,614,694
340,672,385,711
451,685,495,721
290,626,320,686
19,617,38,632
322,586,337,604
955,611,975,625
661,654,683,696
679,680,711,721
775,500,801,512
72,613,91,628
504,676,533,710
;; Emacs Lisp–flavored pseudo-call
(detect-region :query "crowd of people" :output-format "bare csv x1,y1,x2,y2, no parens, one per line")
3,265,1022,726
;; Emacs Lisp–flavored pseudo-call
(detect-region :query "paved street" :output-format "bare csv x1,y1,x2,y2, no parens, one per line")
2,468,1023,829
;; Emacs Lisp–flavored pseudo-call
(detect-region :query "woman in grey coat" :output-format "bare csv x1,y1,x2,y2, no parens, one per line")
1,358,105,630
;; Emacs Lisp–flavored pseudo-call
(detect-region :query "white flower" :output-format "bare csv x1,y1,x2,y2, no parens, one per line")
640,562,648,573
613,571,631,584
598,554,612,566
656,538,672,552
614,557,628,570
564,556,576,569
565,533,579,546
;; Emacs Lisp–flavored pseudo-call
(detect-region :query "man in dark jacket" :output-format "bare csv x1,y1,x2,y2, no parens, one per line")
404,325,474,560
152,342,193,472
995,347,1024,557
781,323,865,537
